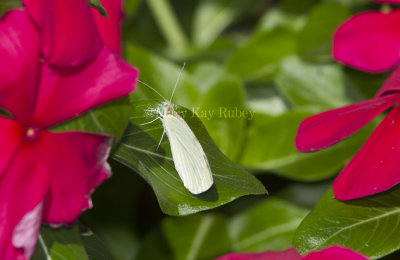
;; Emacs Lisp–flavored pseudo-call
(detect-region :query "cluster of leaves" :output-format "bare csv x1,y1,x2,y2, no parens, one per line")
8,0,398,259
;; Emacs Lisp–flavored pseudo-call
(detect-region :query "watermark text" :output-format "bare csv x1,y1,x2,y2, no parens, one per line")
191,107,255,120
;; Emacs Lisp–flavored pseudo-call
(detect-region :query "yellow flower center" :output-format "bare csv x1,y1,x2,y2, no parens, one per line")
24,127,39,142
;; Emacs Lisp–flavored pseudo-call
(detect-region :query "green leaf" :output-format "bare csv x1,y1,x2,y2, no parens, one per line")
344,68,390,100
199,76,247,161
192,0,263,48
189,63,248,161
88,0,108,17
125,44,200,108
162,213,232,260
293,188,400,259
94,225,139,260
124,0,142,16
277,181,333,209
279,0,319,15
229,198,308,252
32,225,89,260
239,110,374,181
51,97,131,145
0,0,21,15
136,224,173,260
336,0,370,7
245,84,289,116
297,2,350,60
227,28,297,81
256,9,306,33
113,100,267,216
276,57,350,111
81,231,114,260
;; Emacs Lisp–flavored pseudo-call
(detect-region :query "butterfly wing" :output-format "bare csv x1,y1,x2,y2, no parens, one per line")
162,114,213,194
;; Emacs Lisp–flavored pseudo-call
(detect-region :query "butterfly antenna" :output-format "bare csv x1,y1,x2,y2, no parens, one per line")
170,62,186,102
138,79,166,101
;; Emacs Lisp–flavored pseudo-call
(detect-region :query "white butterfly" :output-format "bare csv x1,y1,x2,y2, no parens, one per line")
139,64,213,194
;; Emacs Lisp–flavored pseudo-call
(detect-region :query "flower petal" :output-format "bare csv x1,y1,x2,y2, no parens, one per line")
0,117,23,174
215,248,302,260
24,0,102,67
333,11,400,72
375,0,400,3
296,94,400,152
13,203,43,260
91,0,123,54
38,131,112,224
0,10,40,123
0,145,49,260
333,105,400,200
304,246,368,260
33,47,138,127
376,65,400,97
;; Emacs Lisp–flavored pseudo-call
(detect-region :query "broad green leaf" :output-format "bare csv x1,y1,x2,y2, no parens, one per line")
189,63,248,161
162,213,232,260
124,0,142,16
0,0,20,15
88,0,108,17
277,181,333,209
240,110,374,181
245,84,288,116
257,9,306,33
51,97,131,144
190,62,227,94
81,231,114,260
135,224,173,260
93,225,139,260
192,0,263,48
294,188,400,259
113,100,267,216
199,76,247,161
80,160,143,260
279,0,319,15
297,2,350,60
32,225,89,260
276,57,350,111
334,0,371,8
344,68,390,100
229,198,308,252
125,44,200,108
226,28,297,81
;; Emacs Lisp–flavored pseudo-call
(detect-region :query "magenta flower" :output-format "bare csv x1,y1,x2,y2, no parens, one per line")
296,66,400,200
0,1,137,259
375,0,400,3
216,246,368,260
91,0,124,54
333,0,400,72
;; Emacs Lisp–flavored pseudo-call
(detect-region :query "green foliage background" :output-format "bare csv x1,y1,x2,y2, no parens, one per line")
7,0,397,259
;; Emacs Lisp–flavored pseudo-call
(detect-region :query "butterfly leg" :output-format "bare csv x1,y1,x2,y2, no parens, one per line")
138,117,160,126
156,130,166,151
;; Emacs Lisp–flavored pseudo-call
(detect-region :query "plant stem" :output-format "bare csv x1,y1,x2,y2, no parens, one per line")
146,0,189,51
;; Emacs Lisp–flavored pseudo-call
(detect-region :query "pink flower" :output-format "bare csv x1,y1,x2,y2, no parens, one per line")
216,248,301,260
333,0,400,72
91,0,124,54
296,66,400,200
216,246,368,260
0,1,137,259
375,0,400,3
